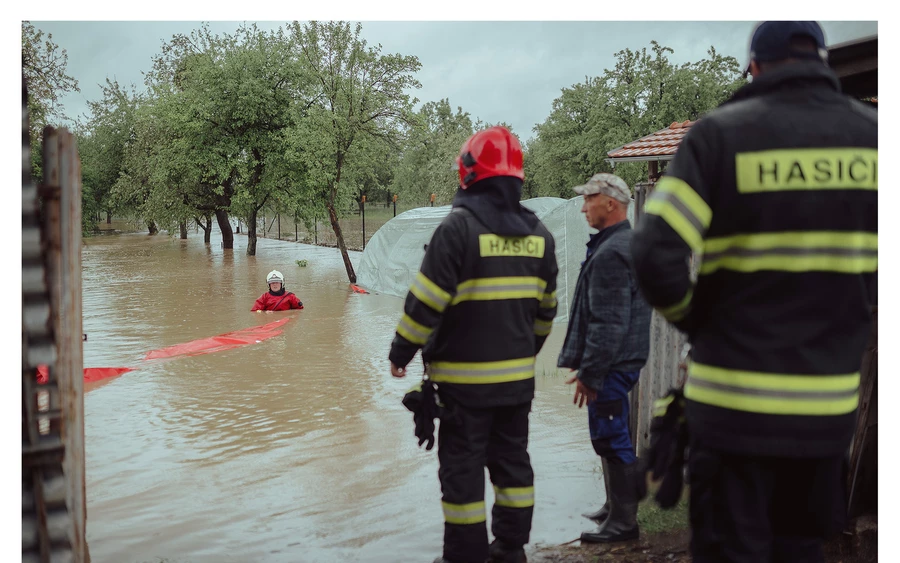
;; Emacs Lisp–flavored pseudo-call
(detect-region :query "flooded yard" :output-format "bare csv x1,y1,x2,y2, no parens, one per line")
82,228,604,562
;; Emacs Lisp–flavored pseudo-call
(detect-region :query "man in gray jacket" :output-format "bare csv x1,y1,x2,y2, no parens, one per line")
557,173,652,543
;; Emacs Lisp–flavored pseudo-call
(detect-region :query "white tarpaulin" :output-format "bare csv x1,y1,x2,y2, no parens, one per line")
357,196,635,324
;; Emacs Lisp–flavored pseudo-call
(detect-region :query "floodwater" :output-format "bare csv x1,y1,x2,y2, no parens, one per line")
82,226,604,563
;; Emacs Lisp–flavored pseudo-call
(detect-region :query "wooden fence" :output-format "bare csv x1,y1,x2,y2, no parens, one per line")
22,86,89,562
629,181,689,451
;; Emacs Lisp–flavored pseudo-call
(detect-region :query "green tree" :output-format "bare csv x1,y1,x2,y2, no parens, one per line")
527,41,745,196
140,23,308,253
21,21,80,183
391,99,477,205
80,79,141,229
286,20,421,282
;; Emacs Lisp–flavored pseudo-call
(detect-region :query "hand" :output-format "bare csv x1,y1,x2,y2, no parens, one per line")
256,310,262,313
566,373,597,408
391,362,406,378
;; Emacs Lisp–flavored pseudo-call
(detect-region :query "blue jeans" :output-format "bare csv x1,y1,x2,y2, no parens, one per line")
587,370,641,464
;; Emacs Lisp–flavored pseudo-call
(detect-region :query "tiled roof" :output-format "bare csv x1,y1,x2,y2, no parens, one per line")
607,120,694,160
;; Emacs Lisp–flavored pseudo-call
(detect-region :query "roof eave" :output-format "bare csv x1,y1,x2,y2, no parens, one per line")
605,155,676,165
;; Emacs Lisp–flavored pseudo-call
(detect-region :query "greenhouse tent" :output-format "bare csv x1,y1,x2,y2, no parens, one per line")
356,196,635,324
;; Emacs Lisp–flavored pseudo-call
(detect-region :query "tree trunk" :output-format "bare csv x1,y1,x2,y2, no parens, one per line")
147,221,158,235
247,209,258,256
106,210,111,224
327,200,356,283
198,214,212,244
215,209,234,249
179,220,188,240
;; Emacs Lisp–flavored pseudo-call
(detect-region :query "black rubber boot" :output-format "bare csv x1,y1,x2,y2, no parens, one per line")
581,458,611,522
487,539,527,563
580,461,640,543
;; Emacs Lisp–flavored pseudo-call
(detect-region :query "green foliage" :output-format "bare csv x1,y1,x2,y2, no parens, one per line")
391,99,476,205
526,41,746,197
284,21,421,278
72,23,747,266
22,21,80,184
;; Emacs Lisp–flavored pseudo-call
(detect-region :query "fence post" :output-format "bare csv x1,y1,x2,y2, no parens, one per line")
393,194,397,217
38,126,88,562
630,178,655,452
59,129,87,562
361,195,367,250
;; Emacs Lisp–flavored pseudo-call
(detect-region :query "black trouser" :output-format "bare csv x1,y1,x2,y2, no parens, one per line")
688,439,848,563
437,398,534,563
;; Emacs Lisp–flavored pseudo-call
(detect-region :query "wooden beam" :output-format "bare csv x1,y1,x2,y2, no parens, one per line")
58,129,89,562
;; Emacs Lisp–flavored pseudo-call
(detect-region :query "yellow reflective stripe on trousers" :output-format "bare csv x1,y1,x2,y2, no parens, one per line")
644,176,713,253
494,486,535,508
409,271,453,312
735,148,878,193
700,231,878,275
534,318,553,336
442,500,486,525
685,362,860,416
451,276,547,304
430,357,535,384
658,288,693,322
395,313,433,346
540,290,557,309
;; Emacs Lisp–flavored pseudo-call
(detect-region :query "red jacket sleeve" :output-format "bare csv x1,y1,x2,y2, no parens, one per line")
290,294,304,309
251,294,267,311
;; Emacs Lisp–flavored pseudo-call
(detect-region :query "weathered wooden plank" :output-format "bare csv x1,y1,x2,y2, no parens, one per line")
58,129,88,562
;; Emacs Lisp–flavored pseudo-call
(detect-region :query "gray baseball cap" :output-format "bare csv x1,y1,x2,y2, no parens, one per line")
573,173,632,203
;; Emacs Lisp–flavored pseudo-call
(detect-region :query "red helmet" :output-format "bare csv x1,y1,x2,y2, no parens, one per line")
455,126,524,189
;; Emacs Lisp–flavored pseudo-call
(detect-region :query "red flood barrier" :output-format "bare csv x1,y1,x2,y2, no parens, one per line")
35,317,294,385
143,317,292,360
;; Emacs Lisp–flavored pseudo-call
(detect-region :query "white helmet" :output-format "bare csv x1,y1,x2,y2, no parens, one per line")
266,270,285,285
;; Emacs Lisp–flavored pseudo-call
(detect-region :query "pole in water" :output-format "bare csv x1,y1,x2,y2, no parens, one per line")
361,195,366,250
393,194,397,217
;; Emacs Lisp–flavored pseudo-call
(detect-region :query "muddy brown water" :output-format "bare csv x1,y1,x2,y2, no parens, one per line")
82,228,605,563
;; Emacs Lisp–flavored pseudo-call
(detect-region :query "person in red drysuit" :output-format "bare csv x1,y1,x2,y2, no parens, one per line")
251,270,304,312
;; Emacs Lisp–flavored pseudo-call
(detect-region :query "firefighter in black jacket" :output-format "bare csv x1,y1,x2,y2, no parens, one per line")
389,126,559,563
631,21,877,563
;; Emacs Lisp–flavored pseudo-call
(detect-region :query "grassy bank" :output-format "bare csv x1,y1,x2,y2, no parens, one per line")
532,484,691,563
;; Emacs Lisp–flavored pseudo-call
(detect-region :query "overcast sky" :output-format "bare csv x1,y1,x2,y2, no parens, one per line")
28,20,876,142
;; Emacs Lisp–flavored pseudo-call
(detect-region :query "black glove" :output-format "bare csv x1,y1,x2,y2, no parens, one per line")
402,377,440,451
639,388,689,509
